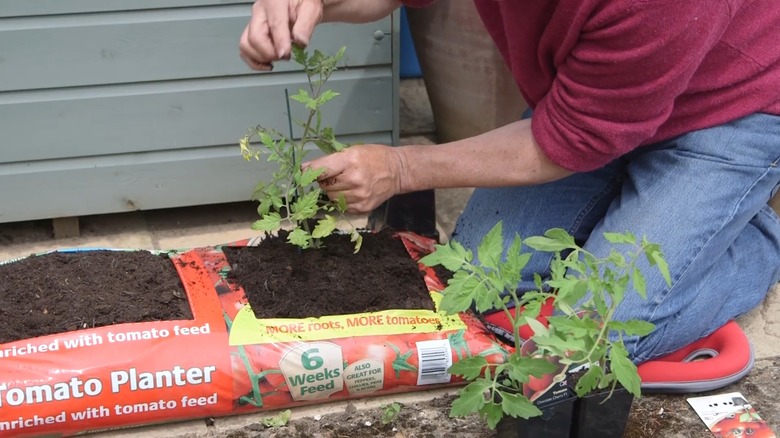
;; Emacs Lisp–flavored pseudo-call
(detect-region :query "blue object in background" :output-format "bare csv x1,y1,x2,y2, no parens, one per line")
399,6,422,78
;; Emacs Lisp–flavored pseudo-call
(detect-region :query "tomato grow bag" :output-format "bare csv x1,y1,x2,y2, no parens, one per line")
0,232,507,437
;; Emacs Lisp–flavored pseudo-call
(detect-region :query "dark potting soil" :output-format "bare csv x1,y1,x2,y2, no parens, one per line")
222,229,437,319
0,250,192,344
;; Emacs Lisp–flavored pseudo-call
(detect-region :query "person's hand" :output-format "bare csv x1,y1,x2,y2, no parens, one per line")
239,0,324,71
303,145,407,214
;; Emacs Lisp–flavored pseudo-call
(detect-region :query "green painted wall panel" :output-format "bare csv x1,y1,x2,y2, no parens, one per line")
0,133,390,224
0,10,391,91
1,1,251,17
0,70,392,163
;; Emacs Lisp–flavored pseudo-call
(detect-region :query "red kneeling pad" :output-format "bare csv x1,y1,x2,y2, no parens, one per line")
638,320,754,393
484,307,753,394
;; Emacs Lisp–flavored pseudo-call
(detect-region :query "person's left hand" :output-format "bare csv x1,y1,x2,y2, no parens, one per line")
302,144,406,214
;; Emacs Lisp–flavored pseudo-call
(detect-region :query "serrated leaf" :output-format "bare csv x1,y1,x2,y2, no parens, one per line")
511,355,558,379
317,89,340,106
289,89,313,106
298,167,325,186
603,232,636,245
574,364,603,397
524,317,549,337
449,356,488,380
261,409,291,427
287,227,311,248
479,402,504,430
546,316,592,338
477,222,504,270
450,380,490,417
501,236,529,287
251,212,282,232
439,286,475,315
334,46,346,63
350,229,363,253
290,190,320,221
419,242,468,272
336,193,348,212
497,390,542,420
608,320,655,337
609,343,641,397
645,245,672,287
291,45,307,65
524,236,571,252
312,215,337,239
632,267,647,299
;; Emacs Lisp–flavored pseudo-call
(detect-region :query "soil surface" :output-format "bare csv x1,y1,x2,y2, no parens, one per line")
213,358,780,437
0,250,192,344
223,229,436,319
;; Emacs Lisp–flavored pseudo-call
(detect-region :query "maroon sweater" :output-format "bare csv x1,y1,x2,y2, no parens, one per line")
402,0,780,171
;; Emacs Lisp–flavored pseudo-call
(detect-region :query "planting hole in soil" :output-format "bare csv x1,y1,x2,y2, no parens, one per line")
0,250,192,344
222,228,438,319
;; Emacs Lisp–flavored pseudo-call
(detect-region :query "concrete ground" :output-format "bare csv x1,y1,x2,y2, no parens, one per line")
1,79,779,436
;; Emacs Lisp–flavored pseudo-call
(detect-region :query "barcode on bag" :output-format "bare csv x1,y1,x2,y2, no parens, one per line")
415,339,453,385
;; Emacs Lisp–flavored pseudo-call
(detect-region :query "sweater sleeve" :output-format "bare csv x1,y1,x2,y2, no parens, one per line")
532,0,734,172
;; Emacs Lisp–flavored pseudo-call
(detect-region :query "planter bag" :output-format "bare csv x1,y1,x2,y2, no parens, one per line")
0,232,507,437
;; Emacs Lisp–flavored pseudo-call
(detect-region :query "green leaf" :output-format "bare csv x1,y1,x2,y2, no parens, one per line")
477,222,504,270
289,89,315,109
574,365,603,397
291,45,307,65
298,167,325,186
311,215,337,239
317,89,340,106
287,227,311,249
524,317,549,337
546,316,592,338
607,320,655,337
479,402,505,430
501,235,530,287
609,343,641,397
334,46,346,63
290,190,320,221
251,212,282,232
645,244,672,287
632,267,647,299
336,193,348,213
524,229,576,252
533,331,586,354
261,409,292,427
603,232,636,245
439,282,476,315
257,131,275,148
450,380,490,417
497,390,543,420
419,241,470,272
448,356,488,380
508,355,558,380
350,229,363,253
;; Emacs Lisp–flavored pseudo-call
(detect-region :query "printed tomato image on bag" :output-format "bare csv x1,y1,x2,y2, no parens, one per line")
0,231,508,437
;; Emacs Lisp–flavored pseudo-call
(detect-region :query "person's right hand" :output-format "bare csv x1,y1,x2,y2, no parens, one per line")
239,0,324,71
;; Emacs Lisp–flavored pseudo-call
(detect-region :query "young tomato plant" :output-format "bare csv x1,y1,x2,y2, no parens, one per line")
239,46,362,252
419,221,672,429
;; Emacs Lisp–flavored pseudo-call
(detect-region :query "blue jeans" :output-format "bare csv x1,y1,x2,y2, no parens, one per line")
452,113,780,364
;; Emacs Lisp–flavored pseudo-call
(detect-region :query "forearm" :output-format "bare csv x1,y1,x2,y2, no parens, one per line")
396,119,574,192
322,0,401,23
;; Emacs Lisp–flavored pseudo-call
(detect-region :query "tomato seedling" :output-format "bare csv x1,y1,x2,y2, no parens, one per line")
240,46,362,252
419,222,672,429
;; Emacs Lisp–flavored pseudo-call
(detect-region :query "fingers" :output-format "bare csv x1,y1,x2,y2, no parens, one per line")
291,0,323,46
239,5,277,70
303,146,401,214
265,0,292,59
